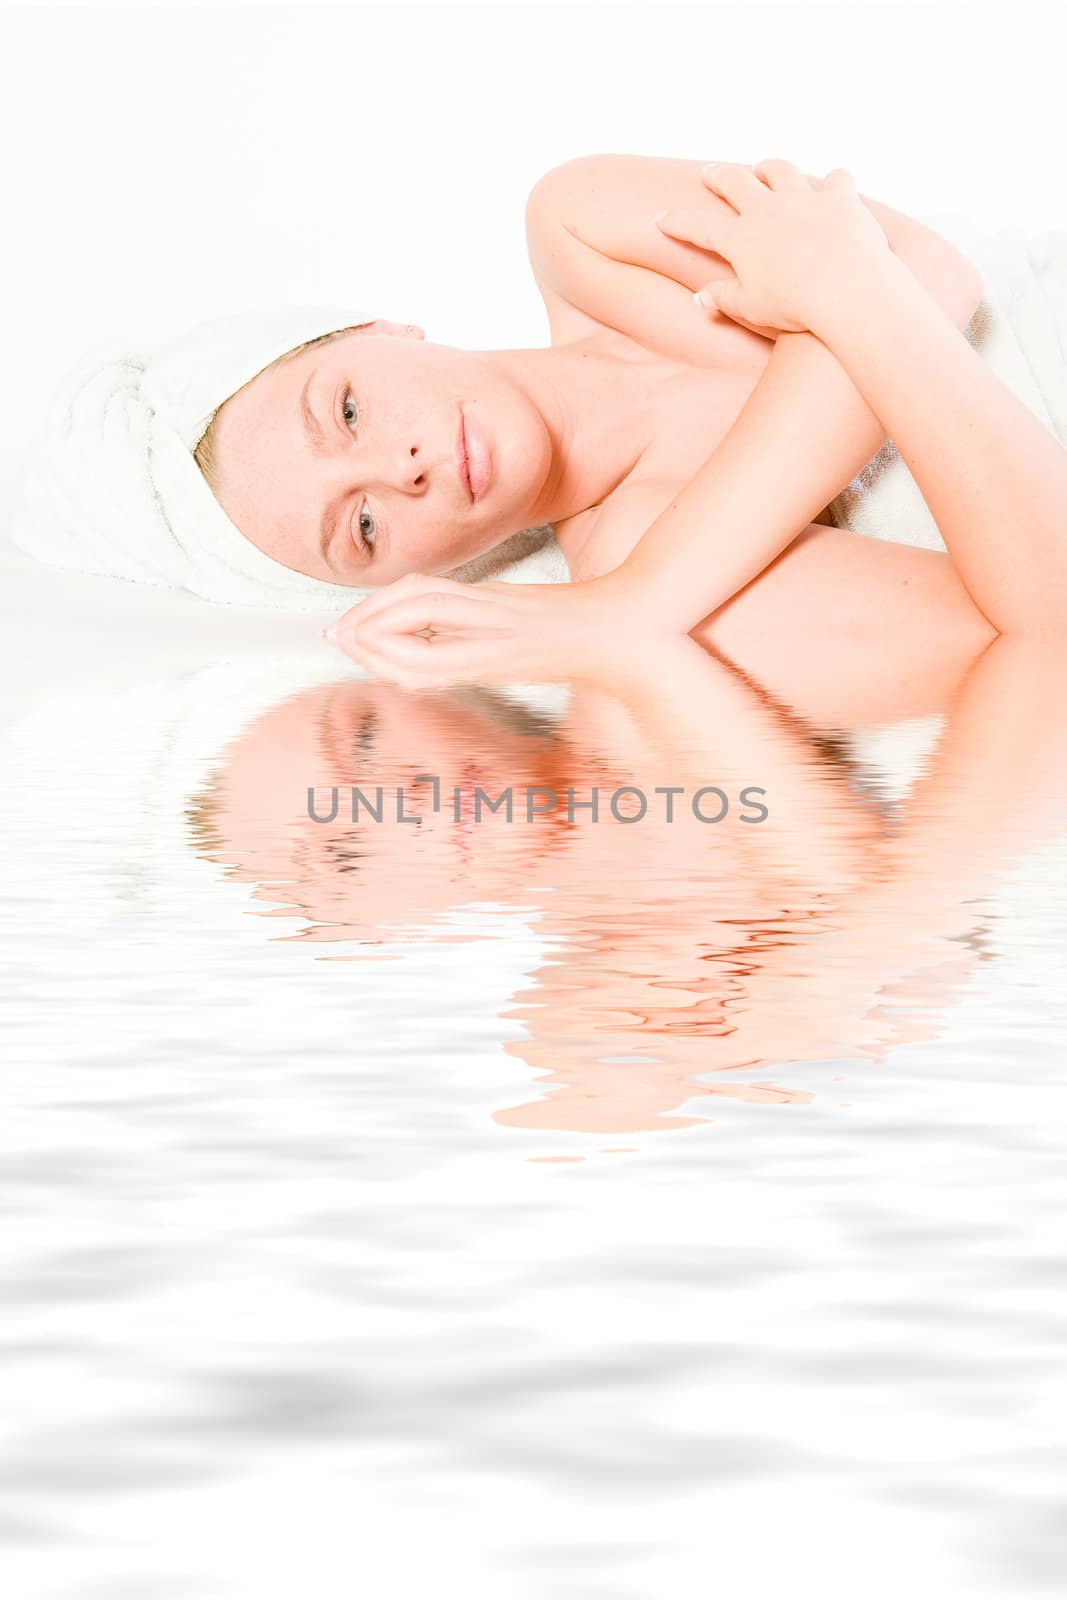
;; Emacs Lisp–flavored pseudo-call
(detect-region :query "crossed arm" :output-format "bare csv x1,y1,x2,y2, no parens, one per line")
534,145,985,569
328,156,1067,682
526,153,984,619
616,163,1067,640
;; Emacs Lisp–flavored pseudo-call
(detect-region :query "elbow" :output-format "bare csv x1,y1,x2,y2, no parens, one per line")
929,249,985,331
953,260,986,330
982,607,1067,648
893,222,985,330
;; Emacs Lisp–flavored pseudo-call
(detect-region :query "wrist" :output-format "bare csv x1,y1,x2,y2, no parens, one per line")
585,563,684,640
806,244,915,347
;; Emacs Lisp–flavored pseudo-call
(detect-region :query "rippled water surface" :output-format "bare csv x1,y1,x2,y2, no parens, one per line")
3,553,1067,1598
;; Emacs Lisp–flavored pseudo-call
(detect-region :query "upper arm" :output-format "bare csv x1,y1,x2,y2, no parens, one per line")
525,153,775,371
526,153,985,348
855,192,985,324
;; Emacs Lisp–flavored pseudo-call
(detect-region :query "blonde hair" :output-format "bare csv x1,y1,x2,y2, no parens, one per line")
193,409,224,491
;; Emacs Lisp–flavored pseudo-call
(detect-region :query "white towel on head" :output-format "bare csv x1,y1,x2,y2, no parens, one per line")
10,305,569,611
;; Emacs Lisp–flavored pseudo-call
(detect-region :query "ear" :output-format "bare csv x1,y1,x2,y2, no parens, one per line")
355,320,426,340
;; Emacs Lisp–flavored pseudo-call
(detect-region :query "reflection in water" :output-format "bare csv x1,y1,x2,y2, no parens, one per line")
185,635,1067,1136
5,591,1067,1599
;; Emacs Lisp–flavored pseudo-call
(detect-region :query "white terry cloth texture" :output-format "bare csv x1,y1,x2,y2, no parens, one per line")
827,214,1067,549
8,305,569,612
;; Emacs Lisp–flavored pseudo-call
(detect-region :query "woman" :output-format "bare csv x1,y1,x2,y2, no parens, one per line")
311,158,1067,690
190,154,1067,690
16,155,1065,683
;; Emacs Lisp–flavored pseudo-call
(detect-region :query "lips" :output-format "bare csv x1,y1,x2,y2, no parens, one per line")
455,407,491,504
455,411,474,504
463,412,491,502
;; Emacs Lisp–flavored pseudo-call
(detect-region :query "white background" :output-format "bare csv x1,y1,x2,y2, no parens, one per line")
4,13,1067,1596
1,0,1062,509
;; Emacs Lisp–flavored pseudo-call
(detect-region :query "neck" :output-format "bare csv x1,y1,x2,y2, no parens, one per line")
486,338,660,532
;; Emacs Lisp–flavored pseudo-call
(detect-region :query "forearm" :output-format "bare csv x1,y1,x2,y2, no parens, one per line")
611,239,981,635
612,332,885,629
813,251,1067,638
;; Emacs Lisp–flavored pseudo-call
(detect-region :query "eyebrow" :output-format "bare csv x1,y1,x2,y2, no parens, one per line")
300,370,329,457
300,369,343,568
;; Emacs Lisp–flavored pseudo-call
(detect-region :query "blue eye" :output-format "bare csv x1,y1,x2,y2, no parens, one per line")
343,393,359,429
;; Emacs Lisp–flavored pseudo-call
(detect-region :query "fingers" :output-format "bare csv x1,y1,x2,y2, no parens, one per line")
337,587,512,647
338,623,527,689
327,571,510,640
695,277,739,322
655,203,734,257
824,166,857,193
750,157,846,195
752,157,808,192
328,570,438,632
361,628,514,671
339,631,453,690
698,161,770,212
333,630,433,690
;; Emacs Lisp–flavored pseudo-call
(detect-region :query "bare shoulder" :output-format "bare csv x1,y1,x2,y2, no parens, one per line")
525,152,773,372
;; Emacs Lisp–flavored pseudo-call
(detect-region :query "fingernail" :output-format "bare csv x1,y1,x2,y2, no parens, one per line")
652,209,668,225
695,288,716,309
322,621,338,642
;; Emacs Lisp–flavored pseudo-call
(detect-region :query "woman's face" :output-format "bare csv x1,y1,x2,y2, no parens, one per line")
206,323,553,586
193,676,574,939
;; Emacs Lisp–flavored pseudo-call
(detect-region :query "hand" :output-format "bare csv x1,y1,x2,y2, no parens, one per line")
323,568,659,689
656,158,892,336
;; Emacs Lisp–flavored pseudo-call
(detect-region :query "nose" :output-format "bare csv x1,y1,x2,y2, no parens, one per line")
327,438,426,496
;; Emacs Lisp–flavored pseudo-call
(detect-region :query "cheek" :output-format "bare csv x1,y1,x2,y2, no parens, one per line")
413,513,463,555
